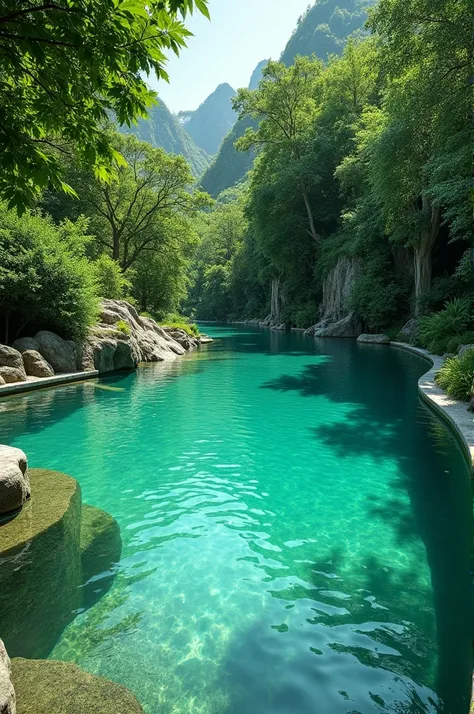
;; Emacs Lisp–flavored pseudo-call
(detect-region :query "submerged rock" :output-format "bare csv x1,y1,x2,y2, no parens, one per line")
34,331,76,374
314,312,362,338
80,504,122,609
11,659,144,714
0,469,82,658
0,640,15,714
21,350,54,378
357,334,390,345
0,467,122,658
0,446,30,515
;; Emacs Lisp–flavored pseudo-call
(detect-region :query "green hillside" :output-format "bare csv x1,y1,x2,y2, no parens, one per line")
183,83,237,156
200,0,371,197
119,98,210,178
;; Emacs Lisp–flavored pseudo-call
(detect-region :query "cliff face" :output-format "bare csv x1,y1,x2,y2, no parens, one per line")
321,255,362,321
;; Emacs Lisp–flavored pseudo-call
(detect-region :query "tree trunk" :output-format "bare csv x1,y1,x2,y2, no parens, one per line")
270,277,281,322
413,199,441,317
4,310,9,346
301,185,319,243
112,231,120,263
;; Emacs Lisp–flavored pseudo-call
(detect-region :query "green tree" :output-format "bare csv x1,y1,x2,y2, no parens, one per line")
47,133,210,270
233,57,323,243
0,0,210,211
92,254,131,300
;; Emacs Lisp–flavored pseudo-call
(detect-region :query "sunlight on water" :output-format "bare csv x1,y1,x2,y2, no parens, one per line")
1,326,472,714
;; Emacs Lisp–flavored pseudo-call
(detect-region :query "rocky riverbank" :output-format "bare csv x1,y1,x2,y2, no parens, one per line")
0,299,211,387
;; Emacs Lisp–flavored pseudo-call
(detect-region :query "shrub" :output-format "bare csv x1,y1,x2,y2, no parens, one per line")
436,351,474,402
92,254,131,300
419,298,473,355
116,319,130,336
0,204,98,342
159,313,200,337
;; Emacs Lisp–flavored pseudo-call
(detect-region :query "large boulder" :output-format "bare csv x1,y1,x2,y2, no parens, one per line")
21,351,54,379
398,318,419,344
0,347,26,384
11,659,144,714
0,446,30,515
0,346,25,374
357,334,390,345
11,338,39,354
34,332,76,374
0,368,26,384
0,640,15,714
314,312,362,338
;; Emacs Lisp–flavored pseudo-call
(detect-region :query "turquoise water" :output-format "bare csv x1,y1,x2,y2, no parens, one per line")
1,326,472,713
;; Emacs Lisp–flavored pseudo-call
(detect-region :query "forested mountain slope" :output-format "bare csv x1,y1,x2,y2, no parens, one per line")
281,0,373,64
119,98,210,178
200,0,371,197
182,83,237,156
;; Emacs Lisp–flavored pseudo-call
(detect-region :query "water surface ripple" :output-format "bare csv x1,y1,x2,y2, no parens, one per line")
1,326,472,714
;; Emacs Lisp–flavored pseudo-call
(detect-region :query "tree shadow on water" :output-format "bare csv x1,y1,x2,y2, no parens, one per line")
260,352,473,714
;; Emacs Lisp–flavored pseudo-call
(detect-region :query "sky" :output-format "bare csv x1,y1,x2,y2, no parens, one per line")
150,0,312,113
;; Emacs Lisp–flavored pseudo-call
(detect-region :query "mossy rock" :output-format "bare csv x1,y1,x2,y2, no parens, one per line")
80,504,122,610
11,658,144,713
0,470,82,658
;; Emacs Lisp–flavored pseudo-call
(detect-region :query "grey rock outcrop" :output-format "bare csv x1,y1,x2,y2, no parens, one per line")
34,331,76,374
357,334,390,345
0,640,15,714
314,312,362,338
321,256,362,323
398,318,419,344
458,344,474,358
21,351,54,378
77,300,187,374
163,328,199,350
11,337,39,354
0,368,26,384
0,445,30,515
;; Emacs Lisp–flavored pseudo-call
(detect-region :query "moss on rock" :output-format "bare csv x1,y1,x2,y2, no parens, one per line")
11,658,144,714
0,469,82,658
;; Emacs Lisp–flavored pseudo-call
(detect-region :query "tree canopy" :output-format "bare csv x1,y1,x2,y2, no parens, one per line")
0,0,209,211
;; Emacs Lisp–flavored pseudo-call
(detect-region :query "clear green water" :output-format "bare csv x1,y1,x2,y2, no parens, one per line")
1,326,472,714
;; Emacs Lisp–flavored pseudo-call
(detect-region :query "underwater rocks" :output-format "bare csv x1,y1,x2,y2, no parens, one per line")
0,640,15,714
80,504,122,610
11,659,144,714
357,334,390,345
0,446,30,515
0,469,122,659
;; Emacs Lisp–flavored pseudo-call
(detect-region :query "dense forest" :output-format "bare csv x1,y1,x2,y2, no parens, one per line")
0,0,472,400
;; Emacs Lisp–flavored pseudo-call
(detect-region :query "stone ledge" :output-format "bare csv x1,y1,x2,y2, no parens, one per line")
391,342,474,471
0,371,99,397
